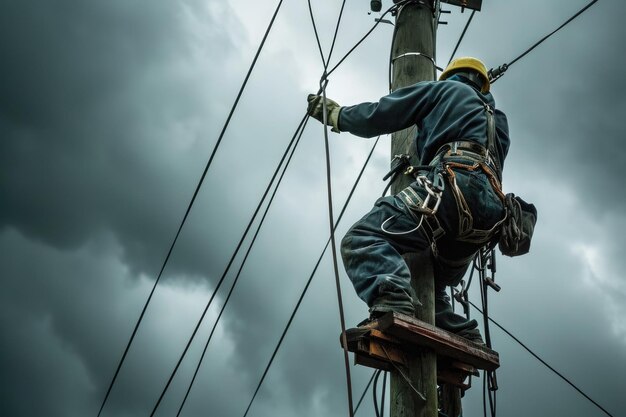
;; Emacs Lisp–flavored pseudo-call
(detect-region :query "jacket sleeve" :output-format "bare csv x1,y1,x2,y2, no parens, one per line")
338,82,438,138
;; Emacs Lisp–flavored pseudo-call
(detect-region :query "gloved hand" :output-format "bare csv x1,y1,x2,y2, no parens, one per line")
307,94,341,133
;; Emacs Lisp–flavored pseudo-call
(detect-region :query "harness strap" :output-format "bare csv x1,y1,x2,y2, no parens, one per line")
483,102,504,182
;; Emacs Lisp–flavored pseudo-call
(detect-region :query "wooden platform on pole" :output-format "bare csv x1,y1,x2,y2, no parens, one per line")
341,312,499,390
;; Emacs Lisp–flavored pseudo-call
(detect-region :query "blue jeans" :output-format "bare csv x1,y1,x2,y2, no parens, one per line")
340,162,505,333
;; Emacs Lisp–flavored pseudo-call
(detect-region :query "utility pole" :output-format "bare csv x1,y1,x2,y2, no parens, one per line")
342,2,489,416
389,1,438,416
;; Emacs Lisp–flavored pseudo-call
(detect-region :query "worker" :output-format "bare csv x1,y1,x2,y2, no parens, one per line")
307,57,509,343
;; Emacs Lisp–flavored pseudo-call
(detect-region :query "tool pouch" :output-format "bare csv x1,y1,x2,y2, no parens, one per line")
498,193,537,257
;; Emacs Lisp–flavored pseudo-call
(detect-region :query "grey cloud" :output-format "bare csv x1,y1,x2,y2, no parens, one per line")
1,0,625,416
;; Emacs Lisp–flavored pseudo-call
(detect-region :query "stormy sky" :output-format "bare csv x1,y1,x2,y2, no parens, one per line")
1,0,624,416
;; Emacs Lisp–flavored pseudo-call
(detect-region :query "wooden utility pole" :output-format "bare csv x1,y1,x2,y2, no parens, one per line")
389,1,438,416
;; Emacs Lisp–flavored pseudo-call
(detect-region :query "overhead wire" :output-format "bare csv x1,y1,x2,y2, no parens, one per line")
328,1,409,78
372,370,383,417
240,135,382,417
476,251,496,417
468,300,615,417
173,117,311,416
102,0,607,415
95,0,287,415
354,370,377,415
508,0,598,67
172,1,379,404
447,10,475,65
490,0,599,83
236,11,410,413
147,113,309,416
320,81,355,417
309,1,356,415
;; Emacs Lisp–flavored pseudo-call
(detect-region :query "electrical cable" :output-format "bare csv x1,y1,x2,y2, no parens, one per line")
373,370,382,417
320,79,355,417
381,371,387,417
354,370,377,415
469,301,615,417
327,1,408,77
174,116,311,416
491,0,599,83
95,1,287,415
240,135,381,417
447,10,475,65
148,114,309,417
308,1,355,415
308,0,326,67
509,0,598,68
476,251,495,417
327,0,347,67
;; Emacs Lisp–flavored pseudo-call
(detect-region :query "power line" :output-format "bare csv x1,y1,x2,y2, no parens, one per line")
320,81,355,417
162,1,392,413
174,114,310,417
328,1,408,77
309,1,354,415
469,301,615,417
354,370,377,414
240,136,382,417
148,114,309,416
490,0,599,82
447,10,475,65
95,1,287,415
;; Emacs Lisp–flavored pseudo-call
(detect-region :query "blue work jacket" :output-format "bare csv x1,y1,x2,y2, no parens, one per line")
338,78,511,167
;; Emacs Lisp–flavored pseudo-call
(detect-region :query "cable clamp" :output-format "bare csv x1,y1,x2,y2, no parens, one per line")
391,52,443,71
488,63,509,83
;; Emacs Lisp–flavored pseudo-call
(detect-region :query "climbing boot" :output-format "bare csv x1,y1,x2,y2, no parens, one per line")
457,327,485,345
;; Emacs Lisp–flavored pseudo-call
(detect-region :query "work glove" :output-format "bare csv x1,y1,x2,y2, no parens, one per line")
307,94,341,133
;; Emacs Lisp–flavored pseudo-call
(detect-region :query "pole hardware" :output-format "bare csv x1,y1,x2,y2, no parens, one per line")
484,277,501,292
440,0,482,11
375,18,395,25
391,52,443,71
488,64,509,83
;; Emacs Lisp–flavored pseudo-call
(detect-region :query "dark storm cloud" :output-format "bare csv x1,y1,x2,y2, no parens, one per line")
1,0,625,416
0,0,245,277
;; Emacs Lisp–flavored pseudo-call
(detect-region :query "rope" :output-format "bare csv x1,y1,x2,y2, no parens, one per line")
469,300,615,417
95,1,287,415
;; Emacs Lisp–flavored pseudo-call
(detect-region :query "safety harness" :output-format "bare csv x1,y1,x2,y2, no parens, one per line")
383,97,506,243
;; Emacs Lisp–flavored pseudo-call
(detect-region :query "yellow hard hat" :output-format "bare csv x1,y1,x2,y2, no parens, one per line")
439,57,490,93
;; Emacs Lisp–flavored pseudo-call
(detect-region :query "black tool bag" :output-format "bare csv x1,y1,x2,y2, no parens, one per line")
498,193,538,257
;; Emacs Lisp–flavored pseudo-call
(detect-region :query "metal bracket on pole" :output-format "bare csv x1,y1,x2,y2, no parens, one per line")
440,0,482,11
391,52,443,71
